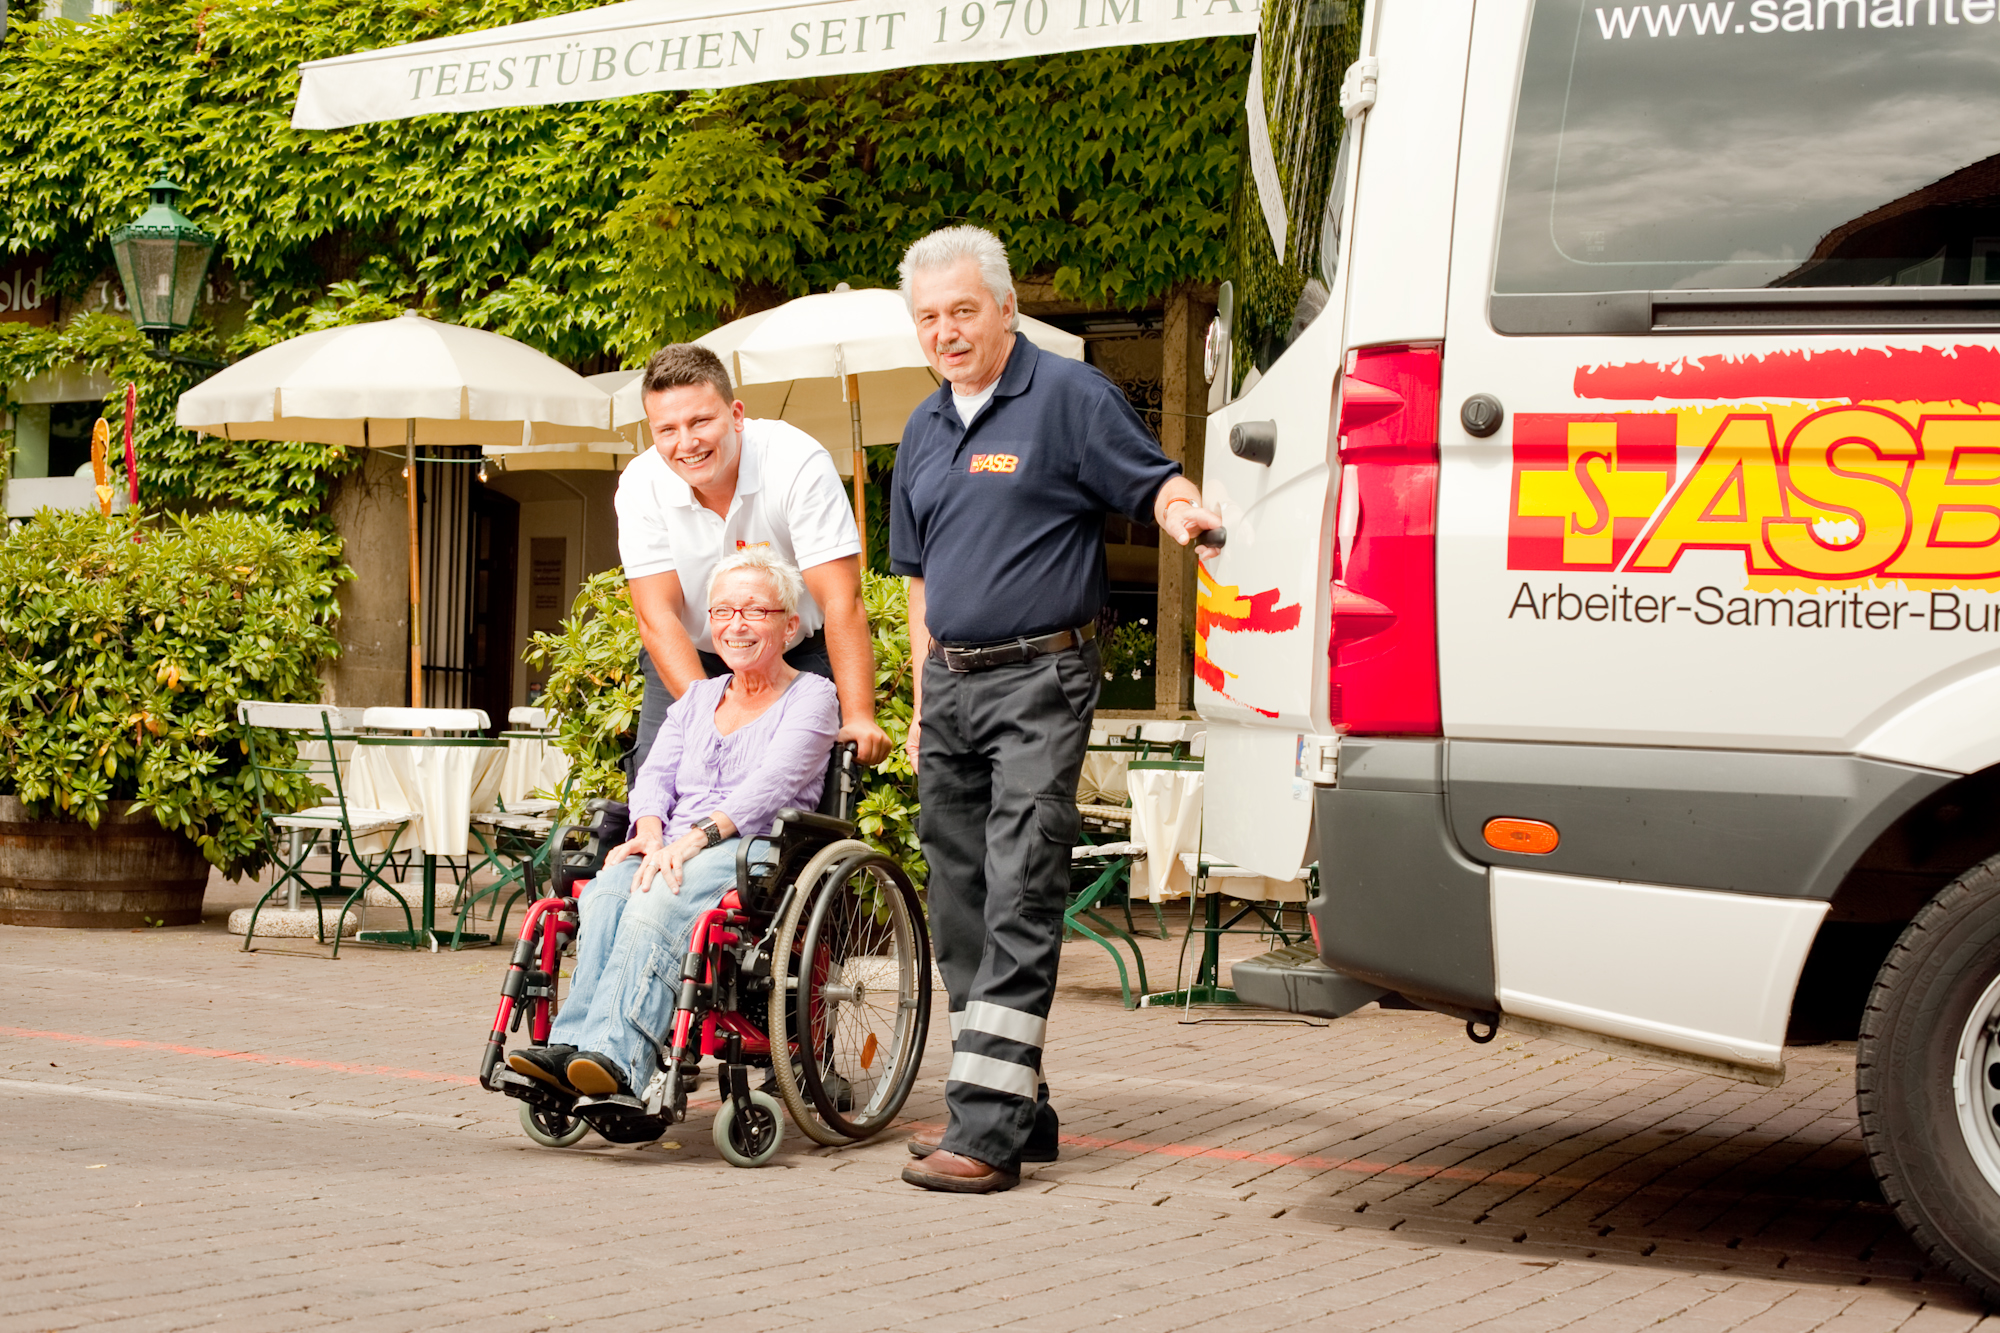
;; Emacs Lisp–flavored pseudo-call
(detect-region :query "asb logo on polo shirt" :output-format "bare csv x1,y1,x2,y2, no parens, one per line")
1506,347,2000,590
969,453,1019,474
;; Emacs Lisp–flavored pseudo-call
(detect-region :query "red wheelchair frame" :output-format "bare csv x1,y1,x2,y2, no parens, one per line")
478,747,931,1164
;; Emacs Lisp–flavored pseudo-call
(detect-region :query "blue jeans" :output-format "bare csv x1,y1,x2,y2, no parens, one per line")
548,838,761,1089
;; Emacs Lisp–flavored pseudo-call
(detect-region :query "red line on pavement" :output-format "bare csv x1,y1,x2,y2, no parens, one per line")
0,1025,480,1086
1,1026,1583,1194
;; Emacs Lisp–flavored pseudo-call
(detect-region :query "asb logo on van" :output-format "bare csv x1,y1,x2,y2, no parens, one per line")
1507,345,2000,589
1510,415,1676,571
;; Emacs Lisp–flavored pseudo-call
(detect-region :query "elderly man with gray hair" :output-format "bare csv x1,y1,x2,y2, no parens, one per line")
889,225,1223,1193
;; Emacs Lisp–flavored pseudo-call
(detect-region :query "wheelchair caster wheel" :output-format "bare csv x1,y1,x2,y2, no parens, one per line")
520,1102,590,1148
713,1089,784,1167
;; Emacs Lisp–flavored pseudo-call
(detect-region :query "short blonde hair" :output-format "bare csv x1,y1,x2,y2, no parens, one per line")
707,547,805,615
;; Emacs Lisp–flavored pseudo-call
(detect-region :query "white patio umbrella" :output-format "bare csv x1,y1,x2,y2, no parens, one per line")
479,370,645,472
607,287,1085,561
177,311,622,706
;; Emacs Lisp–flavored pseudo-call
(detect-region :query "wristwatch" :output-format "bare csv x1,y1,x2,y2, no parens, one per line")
693,817,724,848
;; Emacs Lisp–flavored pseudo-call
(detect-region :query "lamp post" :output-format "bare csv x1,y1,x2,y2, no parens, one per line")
108,170,219,368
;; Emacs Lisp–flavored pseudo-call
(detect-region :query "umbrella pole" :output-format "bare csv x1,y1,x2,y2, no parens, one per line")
846,374,867,568
406,420,423,708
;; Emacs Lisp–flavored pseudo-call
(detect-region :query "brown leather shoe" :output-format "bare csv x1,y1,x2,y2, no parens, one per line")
901,1149,1020,1194
907,1125,1058,1164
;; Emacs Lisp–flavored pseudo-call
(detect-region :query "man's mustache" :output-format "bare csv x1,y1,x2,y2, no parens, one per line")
935,339,973,355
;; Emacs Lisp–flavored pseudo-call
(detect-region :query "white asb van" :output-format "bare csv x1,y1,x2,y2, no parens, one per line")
1202,0,2000,1299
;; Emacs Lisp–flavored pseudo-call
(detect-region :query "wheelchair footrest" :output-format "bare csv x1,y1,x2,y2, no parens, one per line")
572,1093,672,1145
491,1068,578,1115
574,1092,648,1116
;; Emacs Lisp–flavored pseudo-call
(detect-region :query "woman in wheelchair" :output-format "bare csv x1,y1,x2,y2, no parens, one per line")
507,547,838,1104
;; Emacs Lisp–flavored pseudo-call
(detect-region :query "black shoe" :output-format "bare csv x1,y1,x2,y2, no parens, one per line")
565,1051,632,1097
507,1045,578,1093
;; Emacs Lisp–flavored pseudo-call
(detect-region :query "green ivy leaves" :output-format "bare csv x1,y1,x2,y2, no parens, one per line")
0,0,1247,378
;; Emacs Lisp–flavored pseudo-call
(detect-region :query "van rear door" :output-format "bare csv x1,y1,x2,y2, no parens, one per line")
1438,0,2000,755
1199,0,1475,877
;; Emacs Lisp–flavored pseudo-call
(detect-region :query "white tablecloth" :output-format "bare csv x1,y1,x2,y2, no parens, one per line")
296,738,355,795
1126,766,1204,902
1078,748,1132,807
346,742,507,856
1177,852,1312,902
499,735,572,808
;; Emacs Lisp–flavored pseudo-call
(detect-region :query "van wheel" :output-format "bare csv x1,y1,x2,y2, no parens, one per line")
1857,855,2000,1305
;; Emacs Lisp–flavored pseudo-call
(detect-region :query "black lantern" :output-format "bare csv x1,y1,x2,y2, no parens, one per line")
109,171,218,354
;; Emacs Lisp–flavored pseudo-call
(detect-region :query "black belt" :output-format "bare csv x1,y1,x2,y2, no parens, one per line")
934,623,1095,673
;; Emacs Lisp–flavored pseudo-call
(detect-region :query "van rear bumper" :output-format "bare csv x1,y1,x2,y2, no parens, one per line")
1281,737,1952,1023
1308,764,1499,1013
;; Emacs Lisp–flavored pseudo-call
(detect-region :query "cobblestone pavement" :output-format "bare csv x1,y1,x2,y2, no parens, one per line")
3,872,1996,1333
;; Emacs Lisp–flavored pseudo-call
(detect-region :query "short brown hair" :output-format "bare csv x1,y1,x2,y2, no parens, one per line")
641,344,734,404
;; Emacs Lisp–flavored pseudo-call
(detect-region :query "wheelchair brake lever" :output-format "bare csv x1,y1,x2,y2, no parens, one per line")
642,1066,670,1117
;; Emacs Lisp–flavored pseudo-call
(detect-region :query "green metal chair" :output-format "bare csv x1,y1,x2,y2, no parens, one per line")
235,701,422,957
457,797,564,950
1075,724,1180,939
450,708,570,949
1065,840,1152,1008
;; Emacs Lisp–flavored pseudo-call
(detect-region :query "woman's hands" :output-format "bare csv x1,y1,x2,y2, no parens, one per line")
636,828,710,894
606,813,734,894
605,817,665,870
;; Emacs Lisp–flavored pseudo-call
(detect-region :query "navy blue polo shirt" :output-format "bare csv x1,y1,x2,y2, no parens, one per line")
889,333,1181,644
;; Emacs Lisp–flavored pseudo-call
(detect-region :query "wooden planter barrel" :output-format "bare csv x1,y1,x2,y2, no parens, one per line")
0,798,209,928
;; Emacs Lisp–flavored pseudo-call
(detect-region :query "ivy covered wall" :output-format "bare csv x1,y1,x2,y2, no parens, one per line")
0,0,1250,519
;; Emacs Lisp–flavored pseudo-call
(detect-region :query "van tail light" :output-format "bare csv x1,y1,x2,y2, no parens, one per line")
1328,344,1441,735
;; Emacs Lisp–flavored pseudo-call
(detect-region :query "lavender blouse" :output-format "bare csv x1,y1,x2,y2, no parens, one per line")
626,672,840,838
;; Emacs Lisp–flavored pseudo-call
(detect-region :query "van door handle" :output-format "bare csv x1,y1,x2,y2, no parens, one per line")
1230,421,1276,466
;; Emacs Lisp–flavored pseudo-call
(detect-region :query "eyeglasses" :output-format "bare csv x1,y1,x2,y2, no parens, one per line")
708,606,786,623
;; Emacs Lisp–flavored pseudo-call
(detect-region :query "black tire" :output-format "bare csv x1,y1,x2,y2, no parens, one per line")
792,849,931,1142
1857,853,2000,1306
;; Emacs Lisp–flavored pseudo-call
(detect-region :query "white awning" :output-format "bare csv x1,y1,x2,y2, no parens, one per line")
292,0,1259,129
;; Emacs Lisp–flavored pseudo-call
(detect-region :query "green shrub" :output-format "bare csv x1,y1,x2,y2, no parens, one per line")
528,568,925,883
0,509,345,876
521,568,645,812
1100,615,1157,683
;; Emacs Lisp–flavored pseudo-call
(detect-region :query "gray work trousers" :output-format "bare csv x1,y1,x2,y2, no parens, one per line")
918,640,1099,1169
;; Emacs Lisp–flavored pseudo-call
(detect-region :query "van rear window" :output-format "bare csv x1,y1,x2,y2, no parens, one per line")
1495,0,2000,295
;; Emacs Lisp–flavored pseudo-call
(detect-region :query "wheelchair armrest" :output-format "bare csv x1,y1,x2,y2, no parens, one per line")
552,798,631,895
774,808,859,841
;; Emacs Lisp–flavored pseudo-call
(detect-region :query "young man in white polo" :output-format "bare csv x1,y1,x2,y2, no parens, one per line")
616,344,890,772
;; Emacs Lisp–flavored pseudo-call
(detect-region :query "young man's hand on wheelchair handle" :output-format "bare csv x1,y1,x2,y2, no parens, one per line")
839,717,893,765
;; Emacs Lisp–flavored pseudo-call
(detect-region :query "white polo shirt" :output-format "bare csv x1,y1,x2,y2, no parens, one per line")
615,418,861,653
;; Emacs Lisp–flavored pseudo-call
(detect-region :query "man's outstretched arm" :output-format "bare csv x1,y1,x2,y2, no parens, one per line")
628,571,706,696
802,555,891,765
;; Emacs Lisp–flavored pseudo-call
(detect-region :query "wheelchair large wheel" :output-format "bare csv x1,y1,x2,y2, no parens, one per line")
771,847,931,1144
